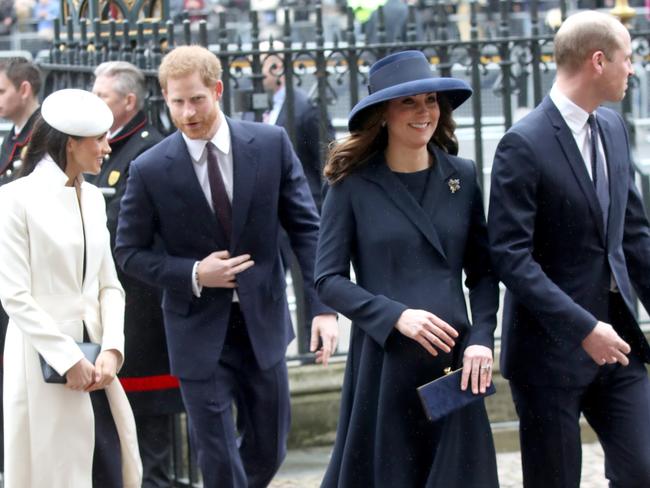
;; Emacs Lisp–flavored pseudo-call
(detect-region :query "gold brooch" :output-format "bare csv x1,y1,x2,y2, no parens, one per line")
448,178,460,194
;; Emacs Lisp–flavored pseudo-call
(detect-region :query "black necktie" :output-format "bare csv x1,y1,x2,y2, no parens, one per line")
588,114,609,233
206,142,232,241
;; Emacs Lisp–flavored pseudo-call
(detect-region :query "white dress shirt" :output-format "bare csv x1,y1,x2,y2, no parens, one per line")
267,87,285,126
182,118,234,208
549,83,607,181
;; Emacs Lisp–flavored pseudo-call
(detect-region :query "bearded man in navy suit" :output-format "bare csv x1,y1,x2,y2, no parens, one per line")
489,11,650,488
114,45,338,488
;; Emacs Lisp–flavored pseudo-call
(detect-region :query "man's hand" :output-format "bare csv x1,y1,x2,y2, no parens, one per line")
87,349,121,392
197,250,254,288
310,314,338,367
582,321,631,366
394,309,458,357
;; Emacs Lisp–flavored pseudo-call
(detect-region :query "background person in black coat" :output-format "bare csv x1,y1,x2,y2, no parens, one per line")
315,50,499,488
257,41,338,351
87,60,184,488
259,40,335,210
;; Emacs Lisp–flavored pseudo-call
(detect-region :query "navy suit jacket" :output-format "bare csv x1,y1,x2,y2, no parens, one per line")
489,96,650,387
114,117,332,379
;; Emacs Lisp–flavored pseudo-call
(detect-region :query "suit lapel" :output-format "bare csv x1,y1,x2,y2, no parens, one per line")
165,131,224,244
229,119,259,250
544,98,606,245
362,153,447,261
422,145,458,226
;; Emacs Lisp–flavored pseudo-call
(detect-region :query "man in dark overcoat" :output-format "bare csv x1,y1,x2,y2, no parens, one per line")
87,60,183,488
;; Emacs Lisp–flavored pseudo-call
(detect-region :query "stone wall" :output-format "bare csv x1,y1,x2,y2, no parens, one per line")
286,337,650,451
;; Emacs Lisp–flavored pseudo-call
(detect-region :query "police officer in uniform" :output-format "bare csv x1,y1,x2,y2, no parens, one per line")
88,61,184,488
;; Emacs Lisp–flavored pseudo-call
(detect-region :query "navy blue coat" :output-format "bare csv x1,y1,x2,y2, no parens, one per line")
488,97,650,388
114,117,332,379
316,145,499,487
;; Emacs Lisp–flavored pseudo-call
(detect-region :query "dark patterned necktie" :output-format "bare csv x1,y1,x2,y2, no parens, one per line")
206,142,232,241
588,114,609,233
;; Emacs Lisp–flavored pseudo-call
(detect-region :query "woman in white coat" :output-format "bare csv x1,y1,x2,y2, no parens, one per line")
0,89,142,488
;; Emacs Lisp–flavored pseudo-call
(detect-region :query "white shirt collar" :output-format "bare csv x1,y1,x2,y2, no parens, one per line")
181,116,231,163
549,83,591,134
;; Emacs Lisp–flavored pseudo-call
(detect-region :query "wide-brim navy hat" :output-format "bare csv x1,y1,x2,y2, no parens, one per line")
348,50,472,132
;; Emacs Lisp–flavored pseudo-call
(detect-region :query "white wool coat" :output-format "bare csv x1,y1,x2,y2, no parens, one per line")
0,157,142,488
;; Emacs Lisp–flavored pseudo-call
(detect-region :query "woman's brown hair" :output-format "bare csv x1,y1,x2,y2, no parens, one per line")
324,94,459,184
18,116,77,178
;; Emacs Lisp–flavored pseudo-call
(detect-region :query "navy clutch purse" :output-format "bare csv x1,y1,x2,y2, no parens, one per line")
39,342,101,384
417,368,496,422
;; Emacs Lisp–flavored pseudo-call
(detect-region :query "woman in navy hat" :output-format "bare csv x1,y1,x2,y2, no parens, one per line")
316,50,499,487
0,89,142,488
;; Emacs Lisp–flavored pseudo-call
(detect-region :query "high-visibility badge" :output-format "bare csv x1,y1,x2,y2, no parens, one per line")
108,170,120,186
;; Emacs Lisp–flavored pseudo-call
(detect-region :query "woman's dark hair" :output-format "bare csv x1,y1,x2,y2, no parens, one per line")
18,115,79,178
324,94,459,184
433,95,459,156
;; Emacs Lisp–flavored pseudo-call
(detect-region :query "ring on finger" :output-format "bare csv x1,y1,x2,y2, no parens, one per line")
480,364,492,372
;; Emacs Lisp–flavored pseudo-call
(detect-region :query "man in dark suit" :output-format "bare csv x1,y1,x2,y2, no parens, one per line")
114,45,338,488
87,61,183,488
488,11,650,488
0,56,41,476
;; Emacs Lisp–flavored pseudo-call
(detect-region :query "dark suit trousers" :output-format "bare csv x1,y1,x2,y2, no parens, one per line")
511,293,650,488
179,304,291,488
137,414,173,488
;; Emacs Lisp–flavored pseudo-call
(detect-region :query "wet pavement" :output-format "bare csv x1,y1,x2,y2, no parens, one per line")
270,442,607,488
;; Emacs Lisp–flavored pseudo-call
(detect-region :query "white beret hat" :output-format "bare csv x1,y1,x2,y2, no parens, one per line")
41,88,113,137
